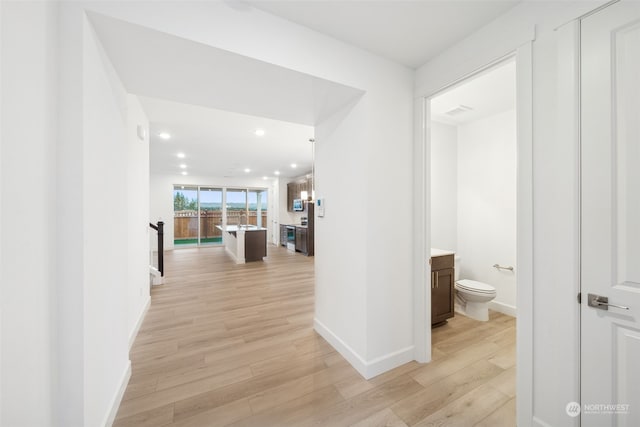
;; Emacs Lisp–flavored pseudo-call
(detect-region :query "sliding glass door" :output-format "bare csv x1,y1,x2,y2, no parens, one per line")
173,186,199,246
173,185,223,246
199,187,223,245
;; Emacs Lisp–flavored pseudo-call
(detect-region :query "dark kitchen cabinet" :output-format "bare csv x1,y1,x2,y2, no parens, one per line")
295,227,307,253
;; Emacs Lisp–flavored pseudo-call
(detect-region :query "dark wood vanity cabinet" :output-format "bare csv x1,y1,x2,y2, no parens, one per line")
431,254,455,326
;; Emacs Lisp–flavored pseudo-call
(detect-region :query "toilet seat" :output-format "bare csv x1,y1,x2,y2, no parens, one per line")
455,279,496,294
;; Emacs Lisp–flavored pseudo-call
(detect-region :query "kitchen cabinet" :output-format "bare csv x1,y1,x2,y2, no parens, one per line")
280,203,314,256
431,254,454,326
295,227,307,253
286,177,313,212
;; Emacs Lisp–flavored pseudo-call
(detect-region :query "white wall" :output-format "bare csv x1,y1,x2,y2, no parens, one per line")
416,2,608,426
82,17,133,427
53,5,153,424
126,95,151,346
150,173,274,251
457,110,517,313
430,121,458,251
1,2,57,425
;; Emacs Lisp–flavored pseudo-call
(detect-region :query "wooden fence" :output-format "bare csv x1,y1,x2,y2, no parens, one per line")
174,210,268,240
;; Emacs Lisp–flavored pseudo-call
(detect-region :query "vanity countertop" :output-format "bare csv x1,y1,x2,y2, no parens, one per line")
431,248,455,257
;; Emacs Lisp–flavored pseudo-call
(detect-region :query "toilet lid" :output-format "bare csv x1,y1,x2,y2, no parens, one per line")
456,279,496,293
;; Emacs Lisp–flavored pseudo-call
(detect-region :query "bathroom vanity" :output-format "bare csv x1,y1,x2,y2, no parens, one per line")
431,249,455,326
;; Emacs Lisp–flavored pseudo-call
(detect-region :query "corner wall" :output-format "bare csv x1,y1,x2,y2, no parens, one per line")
56,5,153,425
82,16,134,427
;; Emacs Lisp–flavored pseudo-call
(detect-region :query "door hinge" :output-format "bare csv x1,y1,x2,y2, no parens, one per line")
577,292,582,304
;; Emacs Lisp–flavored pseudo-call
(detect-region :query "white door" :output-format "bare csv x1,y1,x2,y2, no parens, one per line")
582,1,640,426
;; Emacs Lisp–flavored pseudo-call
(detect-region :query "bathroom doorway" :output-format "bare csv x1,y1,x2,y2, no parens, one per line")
425,56,520,423
429,58,517,322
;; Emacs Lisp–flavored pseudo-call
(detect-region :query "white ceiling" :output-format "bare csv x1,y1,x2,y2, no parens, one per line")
245,0,521,68
88,12,364,126
430,58,515,125
142,97,315,179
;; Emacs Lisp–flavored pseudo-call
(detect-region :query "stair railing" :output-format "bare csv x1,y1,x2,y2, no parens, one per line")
149,221,164,277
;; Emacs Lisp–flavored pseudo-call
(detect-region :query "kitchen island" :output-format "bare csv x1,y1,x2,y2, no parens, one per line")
217,225,267,264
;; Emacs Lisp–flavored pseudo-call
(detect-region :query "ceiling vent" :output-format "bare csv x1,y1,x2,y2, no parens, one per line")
444,105,474,116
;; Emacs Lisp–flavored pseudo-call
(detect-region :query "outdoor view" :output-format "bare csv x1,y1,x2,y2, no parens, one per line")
173,186,268,246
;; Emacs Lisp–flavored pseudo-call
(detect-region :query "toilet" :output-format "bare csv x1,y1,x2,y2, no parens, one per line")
454,258,497,321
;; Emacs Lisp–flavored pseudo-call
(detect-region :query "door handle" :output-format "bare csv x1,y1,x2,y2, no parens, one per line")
587,293,629,311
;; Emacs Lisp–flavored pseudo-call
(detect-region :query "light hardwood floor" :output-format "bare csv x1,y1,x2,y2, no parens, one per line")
114,245,515,427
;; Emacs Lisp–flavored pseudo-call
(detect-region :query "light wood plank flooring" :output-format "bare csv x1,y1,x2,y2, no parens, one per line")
114,245,515,426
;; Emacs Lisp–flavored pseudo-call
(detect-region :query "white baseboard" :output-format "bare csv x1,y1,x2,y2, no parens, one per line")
365,344,415,379
313,318,414,380
489,300,517,317
129,297,150,350
532,416,555,427
103,361,131,427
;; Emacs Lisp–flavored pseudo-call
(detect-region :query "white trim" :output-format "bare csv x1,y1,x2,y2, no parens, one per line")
314,318,414,380
515,41,534,427
488,301,517,317
556,17,582,427
532,416,555,427
365,345,415,379
103,361,131,427
412,96,429,363
314,318,367,377
128,297,150,350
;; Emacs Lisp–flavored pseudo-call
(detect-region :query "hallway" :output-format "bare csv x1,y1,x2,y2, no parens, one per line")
115,246,515,426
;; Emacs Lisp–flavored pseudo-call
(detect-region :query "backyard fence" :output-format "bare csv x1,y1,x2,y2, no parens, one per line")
174,210,268,242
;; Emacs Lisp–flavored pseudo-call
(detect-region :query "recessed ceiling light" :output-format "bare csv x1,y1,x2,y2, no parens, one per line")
274,171,280,175
179,164,187,169
181,171,188,176
177,152,185,158
158,132,171,140
290,163,297,168
255,129,265,137
244,168,251,173
262,176,268,180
